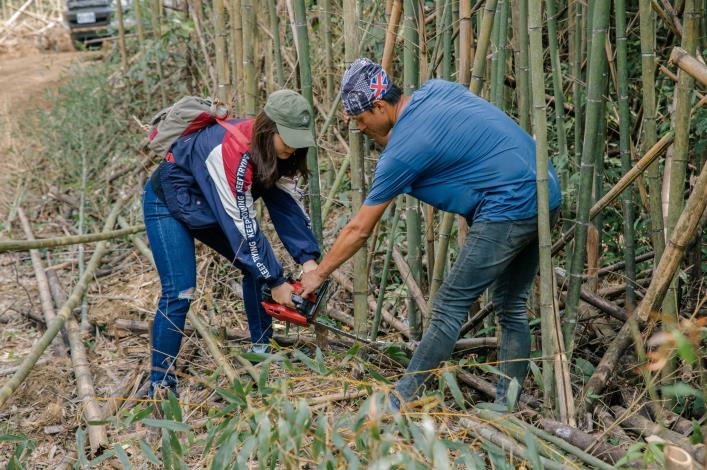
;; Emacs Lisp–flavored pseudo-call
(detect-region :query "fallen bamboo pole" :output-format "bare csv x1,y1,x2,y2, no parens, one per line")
392,247,430,321
0,224,144,253
307,388,369,407
556,267,629,322
597,252,655,276
16,208,68,356
476,408,616,470
461,418,572,470
0,201,123,412
634,160,707,322
539,416,628,464
577,164,707,413
552,132,674,255
45,268,107,452
458,302,494,338
612,405,704,462
670,46,707,87
187,309,259,383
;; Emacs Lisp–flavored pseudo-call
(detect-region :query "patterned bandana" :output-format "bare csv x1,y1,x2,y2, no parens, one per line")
340,58,391,116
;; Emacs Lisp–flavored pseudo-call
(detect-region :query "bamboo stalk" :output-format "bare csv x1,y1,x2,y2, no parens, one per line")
670,46,707,86
150,0,167,107
114,0,127,70
0,225,144,253
490,0,507,108
529,0,574,423
612,405,704,462
614,0,636,311
16,208,67,356
634,160,707,322
0,200,123,410
214,0,230,102
133,0,145,43
510,0,529,131
476,409,616,469
371,204,401,340
342,0,368,338
639,0,666,263
382,0,403,77
229,0,243,106
662,0,698,337
187,309,259,383
242,0,257,116
563,0,610,355
545,0,569,214
46,268,107,453
551,132,674,255
392,246,430,321
461,418,572,470
458,0,472,86
292,0,323,245
331,270,411,338
539,417,628,464
319,0,333,102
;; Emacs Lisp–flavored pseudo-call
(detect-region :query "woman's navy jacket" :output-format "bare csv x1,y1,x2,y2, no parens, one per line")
154,118,320,287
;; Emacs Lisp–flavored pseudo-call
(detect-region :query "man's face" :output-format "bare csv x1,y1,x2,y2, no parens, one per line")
352,101,391,146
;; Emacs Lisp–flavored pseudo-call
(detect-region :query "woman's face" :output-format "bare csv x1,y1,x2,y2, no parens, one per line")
273,133,296,160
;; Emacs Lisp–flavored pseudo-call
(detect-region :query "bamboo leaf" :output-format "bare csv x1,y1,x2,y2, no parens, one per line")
139,438,161,465
113,444,132,469
442,372,466,410
142,418,190,433
673,330,698,365
523,432,544,470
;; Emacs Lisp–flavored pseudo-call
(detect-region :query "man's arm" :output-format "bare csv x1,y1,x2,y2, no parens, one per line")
300,200,392,296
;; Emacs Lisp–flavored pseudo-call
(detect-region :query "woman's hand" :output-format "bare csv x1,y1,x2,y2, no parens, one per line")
302,260,318,273
271,282,295,308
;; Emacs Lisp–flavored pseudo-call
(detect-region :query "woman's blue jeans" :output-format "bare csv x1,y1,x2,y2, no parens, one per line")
395,210,559,405
142,182,272,386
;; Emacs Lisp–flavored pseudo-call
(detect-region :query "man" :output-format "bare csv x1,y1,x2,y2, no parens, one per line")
301,58,561,407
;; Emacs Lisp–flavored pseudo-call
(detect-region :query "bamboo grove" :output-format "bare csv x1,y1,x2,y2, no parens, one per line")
102,0,704,422
0,0,706,467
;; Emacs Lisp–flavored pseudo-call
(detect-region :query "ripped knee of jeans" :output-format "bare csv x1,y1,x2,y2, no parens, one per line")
177,287,195,300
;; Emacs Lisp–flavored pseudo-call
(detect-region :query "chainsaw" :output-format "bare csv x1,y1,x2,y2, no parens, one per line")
260,278,375,344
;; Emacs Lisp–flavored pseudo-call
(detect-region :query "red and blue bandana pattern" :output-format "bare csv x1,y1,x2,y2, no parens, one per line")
341,58,391,116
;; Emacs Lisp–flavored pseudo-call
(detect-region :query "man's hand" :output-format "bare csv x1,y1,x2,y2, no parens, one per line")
302,259,318,273
301,268,326,297
271,282,295,308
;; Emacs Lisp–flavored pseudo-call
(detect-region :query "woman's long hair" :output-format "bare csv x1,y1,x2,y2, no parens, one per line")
250,111,309,188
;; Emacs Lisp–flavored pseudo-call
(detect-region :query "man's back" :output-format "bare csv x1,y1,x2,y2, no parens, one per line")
364,80,561,222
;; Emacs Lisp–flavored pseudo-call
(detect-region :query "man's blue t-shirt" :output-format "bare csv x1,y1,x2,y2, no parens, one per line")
364,80,562,222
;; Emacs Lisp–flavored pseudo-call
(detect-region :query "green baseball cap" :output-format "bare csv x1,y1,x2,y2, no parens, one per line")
264,90,316,149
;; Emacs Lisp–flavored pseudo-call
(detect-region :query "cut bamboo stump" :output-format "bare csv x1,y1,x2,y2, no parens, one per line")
664,445,694,470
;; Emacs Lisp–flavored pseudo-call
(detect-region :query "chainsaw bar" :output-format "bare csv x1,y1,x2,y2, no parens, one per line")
312,319,376,344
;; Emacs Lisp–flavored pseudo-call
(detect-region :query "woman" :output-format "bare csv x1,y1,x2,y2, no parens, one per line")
143,90,320,397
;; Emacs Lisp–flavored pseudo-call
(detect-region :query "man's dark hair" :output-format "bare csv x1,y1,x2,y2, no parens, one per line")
251,111,308,188
380,83,402,105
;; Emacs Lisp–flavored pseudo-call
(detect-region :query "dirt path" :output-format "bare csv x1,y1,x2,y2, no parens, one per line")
0,52,85,110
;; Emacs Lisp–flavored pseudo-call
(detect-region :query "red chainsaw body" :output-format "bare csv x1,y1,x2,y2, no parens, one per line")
261,281,320,327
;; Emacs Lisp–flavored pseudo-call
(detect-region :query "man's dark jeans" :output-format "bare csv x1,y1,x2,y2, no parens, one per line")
142,182,272,386
395,210,559,404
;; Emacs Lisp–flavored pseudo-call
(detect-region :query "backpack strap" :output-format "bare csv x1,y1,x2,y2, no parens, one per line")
216,119,250,150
